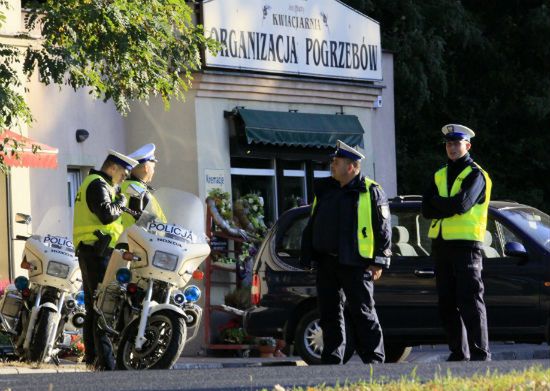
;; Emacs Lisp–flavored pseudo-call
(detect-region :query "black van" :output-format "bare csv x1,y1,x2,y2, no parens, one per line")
244,197,550,364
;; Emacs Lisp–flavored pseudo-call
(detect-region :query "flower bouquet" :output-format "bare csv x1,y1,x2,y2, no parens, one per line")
58,334,85,360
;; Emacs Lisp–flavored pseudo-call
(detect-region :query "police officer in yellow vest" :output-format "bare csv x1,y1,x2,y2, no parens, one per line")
300,140,392,364
422,124,492,362
73,150,138,370
121,143,167,228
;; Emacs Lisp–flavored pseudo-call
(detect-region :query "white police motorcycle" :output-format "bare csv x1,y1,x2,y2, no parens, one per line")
0,208,85,363
94,187,210,370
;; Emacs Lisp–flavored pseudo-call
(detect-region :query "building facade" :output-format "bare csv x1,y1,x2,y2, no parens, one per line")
1,0,396,354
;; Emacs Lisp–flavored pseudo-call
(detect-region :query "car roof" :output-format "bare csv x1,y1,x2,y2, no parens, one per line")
284,197,529,219
388,195,526,210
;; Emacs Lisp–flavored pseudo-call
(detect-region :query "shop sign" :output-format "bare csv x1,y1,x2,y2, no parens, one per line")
205,169,227,193
210,236,228,252
203,0,382,81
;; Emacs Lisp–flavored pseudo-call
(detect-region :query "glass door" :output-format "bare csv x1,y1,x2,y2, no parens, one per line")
276,160,306,215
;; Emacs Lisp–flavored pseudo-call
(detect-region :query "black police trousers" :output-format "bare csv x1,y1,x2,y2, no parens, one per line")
433,244,491,361
316,256,385,364
77,245,115,370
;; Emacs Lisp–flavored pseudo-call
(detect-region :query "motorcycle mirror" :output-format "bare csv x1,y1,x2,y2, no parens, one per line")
15,213,31,225
127,183,147,199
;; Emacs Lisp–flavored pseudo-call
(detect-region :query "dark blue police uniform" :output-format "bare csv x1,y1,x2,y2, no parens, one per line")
301,174,392,364
422,124,492,362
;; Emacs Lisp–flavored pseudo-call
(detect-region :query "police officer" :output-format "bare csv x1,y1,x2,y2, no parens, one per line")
301,140,392,364
73,150,138,370
422,124,492,362
121,143,166,228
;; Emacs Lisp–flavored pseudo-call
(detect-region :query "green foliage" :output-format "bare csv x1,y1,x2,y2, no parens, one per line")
22,0,219,114
238,193,267,237
219,327,246,345
344,0,550,213
0,0,218,172
0,1,32,129
224,287,250,310
0,1,33,173
208,188,233,221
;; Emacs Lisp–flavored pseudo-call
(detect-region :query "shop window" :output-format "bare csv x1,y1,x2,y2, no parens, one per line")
278,160,306,214
230,157,277,227
230,156,331,225
275,214,309,269
313,161,330,178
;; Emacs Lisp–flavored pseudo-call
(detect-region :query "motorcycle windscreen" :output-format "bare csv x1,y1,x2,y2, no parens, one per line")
31,205,73,245
137,187,206,237
30,206,74,250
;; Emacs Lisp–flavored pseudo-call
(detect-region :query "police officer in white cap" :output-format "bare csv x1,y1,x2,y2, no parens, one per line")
121,143,166,228
73,149,138,370
300,140,392,364
422,124,492,362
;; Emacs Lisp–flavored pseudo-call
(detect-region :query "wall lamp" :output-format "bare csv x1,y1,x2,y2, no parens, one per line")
76,129,89,143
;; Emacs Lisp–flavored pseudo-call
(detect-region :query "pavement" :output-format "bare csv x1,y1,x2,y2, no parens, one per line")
0,342,548,374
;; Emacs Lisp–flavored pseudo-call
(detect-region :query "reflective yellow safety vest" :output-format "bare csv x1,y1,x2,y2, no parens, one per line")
73,174,124,248
428,164,492,241
120,180,167,229
311,177,377,259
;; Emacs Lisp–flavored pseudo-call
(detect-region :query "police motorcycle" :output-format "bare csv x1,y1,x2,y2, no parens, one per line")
94,187,210,370
0,208,85,363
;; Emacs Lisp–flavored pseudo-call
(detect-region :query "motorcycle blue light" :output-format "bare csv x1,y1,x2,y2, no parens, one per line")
116,268,132,284
75,291,85,306
183,285,201,302
14,276,29,291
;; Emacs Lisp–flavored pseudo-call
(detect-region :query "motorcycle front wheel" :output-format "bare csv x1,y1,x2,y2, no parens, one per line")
116,310,187,370
28,308,57,363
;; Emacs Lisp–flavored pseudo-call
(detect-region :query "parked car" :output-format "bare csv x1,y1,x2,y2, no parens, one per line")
244,196,550,364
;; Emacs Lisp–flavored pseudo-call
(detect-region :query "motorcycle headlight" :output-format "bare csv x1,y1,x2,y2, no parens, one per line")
183,285,201,302
152,251,179,271
46,261,70,279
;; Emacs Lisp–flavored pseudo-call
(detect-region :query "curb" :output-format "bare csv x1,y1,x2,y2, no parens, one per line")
173,360,305,370
0,360,305,374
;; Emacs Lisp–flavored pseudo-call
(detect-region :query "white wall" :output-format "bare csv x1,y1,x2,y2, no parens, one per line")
126,94,200,194
371,52,397,196
24,72,125,238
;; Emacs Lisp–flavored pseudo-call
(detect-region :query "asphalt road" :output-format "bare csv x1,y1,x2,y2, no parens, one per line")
0,359,549,391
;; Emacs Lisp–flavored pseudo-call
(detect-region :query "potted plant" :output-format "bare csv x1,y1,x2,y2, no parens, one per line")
224,287,251,310
58,334,85,361
256,337,277,358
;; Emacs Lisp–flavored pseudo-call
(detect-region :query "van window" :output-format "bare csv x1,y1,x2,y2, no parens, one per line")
275,215,309,268
391,211,431,256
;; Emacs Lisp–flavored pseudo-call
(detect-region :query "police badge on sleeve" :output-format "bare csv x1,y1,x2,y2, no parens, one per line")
379,204,390,219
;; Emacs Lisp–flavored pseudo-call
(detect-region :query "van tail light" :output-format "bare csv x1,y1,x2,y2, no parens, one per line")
251,273,261,306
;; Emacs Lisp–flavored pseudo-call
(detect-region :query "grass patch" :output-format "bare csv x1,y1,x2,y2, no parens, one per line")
269,366,550,391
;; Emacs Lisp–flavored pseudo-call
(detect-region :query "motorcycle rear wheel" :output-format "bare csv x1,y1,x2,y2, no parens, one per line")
116,310,187,370
28,308,56,363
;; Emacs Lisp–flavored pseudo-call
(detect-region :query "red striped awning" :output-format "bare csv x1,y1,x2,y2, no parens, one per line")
0,129,59,169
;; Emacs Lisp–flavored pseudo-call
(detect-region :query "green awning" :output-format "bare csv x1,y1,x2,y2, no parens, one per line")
236,108,364,148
